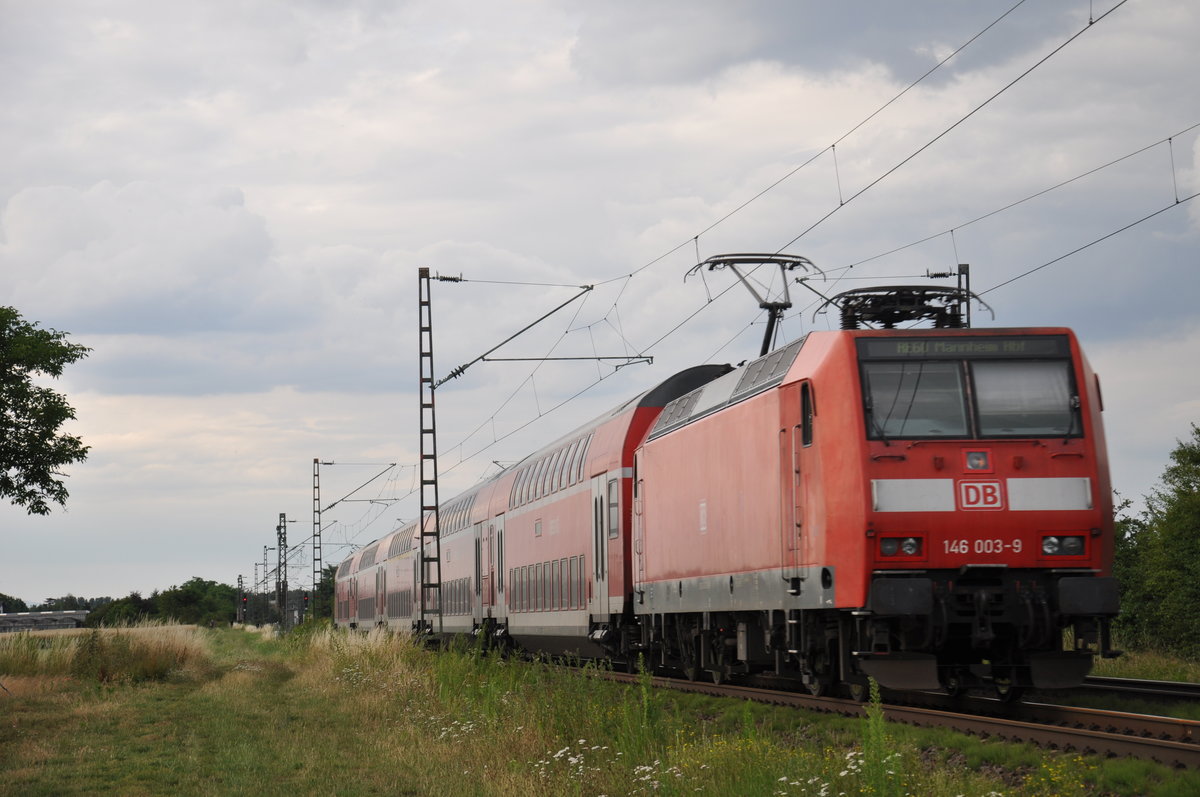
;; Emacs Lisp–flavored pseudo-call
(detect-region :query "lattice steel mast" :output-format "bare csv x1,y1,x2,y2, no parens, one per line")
417,268,443,634
312,459,322,605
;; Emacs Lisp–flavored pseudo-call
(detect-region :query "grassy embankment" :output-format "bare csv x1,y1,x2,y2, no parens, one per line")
0,623,1196,796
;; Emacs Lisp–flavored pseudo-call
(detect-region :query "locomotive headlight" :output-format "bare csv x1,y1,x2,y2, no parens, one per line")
1061,535,1085,555
1041,535,1086,555
879,537,921,556
965,450,991,471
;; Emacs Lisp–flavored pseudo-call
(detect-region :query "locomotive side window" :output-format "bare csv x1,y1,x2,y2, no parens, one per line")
862,361,968,438
973,360,1075,436
801,382,814,447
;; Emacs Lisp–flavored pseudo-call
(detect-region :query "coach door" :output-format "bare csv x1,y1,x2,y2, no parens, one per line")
478,523,492,612
376,569,386,626
492,515,506,621
590,474,611,617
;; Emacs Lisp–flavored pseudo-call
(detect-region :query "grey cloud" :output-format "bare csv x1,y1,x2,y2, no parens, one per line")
568,1,1077,86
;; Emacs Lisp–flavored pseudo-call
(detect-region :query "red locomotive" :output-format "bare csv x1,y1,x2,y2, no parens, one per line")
335,286,1119,698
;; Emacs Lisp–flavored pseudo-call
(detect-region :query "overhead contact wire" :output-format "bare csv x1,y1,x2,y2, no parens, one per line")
980,191,1199,296
775,0,1131,254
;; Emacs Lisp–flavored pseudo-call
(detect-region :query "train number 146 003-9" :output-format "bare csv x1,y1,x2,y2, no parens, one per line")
943,538,1023,554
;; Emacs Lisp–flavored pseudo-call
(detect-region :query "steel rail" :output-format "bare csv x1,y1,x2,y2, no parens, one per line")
595,672,1200,769
1081,676,1200,703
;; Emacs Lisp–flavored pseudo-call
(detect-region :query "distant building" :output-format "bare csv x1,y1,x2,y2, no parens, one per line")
0,611,90,633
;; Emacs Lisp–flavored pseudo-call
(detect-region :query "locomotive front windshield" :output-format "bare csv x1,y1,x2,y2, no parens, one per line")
858,335,1078,440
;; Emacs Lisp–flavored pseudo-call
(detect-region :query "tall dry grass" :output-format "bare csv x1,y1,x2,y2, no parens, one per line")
0,620,214,683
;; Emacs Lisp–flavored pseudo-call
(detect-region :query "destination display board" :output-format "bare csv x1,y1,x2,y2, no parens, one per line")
857,335,1070,360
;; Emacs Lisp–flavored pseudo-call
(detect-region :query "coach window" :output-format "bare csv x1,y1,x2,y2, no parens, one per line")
528,458,542,501
534,519,542,538
607,478,619,540
563,440,580,487
537,559,547,609
546,450,562,494
529,458,544,501
570,556,579,608
513,467,526,507
554,445,571,492
515,466,528,506
536,453,552,497
544,450,562,495
474,537,481,596
559,557,568,609
574,434,592,483
528,460,542,499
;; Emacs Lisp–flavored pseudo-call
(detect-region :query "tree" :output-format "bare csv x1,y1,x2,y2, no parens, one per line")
32,594,112,612
153,577,237,625
1113,424,1200,655
86,592,154,627
0,591,29,613
0,307,91,514
313,563,337,620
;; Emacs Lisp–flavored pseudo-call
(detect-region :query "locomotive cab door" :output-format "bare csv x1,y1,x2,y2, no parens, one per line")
780,381,815,585
633,453,646,597
590,474,611,618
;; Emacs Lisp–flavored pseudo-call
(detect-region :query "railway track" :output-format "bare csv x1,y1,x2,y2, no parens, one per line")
602,672,1200,769
1080,675,1200,704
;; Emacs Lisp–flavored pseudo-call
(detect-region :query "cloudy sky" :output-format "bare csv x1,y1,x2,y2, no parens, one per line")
2,0,1197,606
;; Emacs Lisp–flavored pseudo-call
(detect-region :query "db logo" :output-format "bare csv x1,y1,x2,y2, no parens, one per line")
959,481,1004,510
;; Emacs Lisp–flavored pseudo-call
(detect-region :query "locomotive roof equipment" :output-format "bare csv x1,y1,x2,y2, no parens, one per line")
687,253,822,356
815,285,994,330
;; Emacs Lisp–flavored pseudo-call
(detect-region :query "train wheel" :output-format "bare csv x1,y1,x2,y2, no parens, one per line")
847,681,868,702
806,680,827,697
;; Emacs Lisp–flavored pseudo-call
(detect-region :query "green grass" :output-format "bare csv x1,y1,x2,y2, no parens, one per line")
1092,644,1200,683
1,624,1197,795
